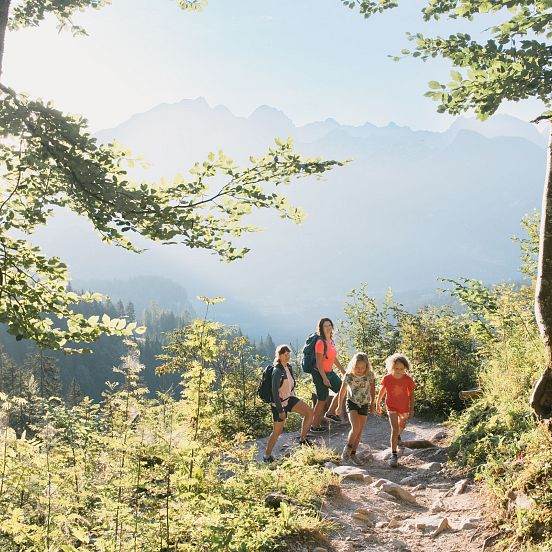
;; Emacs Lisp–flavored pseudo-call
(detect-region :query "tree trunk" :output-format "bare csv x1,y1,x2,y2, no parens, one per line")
533,123,552,419
0,0,10,80
535,124,552,362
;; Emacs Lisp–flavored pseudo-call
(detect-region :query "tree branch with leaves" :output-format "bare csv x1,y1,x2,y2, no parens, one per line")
0,0,343,351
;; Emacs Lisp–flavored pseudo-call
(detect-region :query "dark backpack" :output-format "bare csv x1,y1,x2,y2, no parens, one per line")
257,364,295,404
301,334,327,375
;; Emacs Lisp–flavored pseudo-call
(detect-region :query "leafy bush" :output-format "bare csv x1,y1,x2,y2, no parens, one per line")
447,274,552,549
338,285,480,418
0,343,336,551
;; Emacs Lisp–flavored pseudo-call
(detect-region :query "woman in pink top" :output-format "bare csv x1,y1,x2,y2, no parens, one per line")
311,318,346,432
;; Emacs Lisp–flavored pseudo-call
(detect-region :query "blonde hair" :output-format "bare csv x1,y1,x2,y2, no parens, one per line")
273,344,292,366
346,352,371,376
385,353,411,374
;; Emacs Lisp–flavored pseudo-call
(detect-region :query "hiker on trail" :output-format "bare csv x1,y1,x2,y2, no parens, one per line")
376,353,416,468
335,352,375,465
310,318,346,433
263,344,314,463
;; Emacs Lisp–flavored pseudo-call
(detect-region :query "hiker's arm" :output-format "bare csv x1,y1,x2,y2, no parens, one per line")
335,380,348,416
370,379,376,413
409,390,415,417
315,352,330,386
376,386,385,415
271,366,286,419
334,355,345,375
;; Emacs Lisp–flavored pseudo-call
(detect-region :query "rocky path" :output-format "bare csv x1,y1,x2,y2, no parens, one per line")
256,414,494,552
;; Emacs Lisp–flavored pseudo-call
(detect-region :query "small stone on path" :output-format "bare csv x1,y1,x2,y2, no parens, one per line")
399,475,418,486
455,517,479,530
376,490,397,501
390,538,409,550
430,498,445,513
403,515,451,537
452,478,469,495
380,481,418,504
419,461,442,472
331,465,367,480
351,507,374,522
431,430,448,442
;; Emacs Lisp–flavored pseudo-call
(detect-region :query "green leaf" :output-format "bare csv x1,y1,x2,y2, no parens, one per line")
451,70,462,82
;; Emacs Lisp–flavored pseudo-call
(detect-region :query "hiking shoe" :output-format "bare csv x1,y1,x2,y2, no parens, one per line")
263,455,275,464
350,454,364,466
388,454,398,468
324,413,343,424
309,425,328,433
341,445,352,462
299,438,315,447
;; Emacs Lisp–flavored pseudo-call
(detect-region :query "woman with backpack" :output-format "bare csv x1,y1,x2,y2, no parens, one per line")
263,344,314,463
310,317,346,432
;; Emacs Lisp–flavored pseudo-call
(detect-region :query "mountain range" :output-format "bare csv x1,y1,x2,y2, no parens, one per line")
31,99,545,341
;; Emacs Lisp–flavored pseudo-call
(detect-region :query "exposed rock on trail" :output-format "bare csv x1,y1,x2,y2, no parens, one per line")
255,414,491,551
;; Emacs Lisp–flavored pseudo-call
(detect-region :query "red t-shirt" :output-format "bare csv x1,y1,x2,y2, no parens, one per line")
381,373,416,413
315,338,336,373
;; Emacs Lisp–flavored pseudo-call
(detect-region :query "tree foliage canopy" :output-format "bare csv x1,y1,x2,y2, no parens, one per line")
0,0,342,351
342,0,551,119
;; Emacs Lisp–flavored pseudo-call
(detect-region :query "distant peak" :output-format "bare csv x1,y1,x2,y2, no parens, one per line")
249,105,294,126
385,121,409,130
213,103,232,114
177,96,211,108
447,113,546,147
251,104,281,115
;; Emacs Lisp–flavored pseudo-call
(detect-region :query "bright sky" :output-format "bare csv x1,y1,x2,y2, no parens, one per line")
5,0,545,132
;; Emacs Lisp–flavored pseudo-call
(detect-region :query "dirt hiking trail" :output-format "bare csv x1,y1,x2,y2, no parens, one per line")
256,415,496,552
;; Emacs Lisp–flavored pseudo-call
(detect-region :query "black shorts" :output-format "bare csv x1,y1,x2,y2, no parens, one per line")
271,396,300,422
346,399,369,416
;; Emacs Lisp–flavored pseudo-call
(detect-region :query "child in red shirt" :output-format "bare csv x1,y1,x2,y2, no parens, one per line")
376,353,416,468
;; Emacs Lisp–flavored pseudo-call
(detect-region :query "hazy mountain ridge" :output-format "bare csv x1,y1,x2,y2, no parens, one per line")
29,99,544,340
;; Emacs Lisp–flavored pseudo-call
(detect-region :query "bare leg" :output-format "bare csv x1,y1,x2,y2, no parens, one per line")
312,399,326,428
265,421,284,457
346,410,355,445
388,412,400,452
351,414,368,450
291,400,314,440
347,409,360,448
325,393,340,416
398,413,410,435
